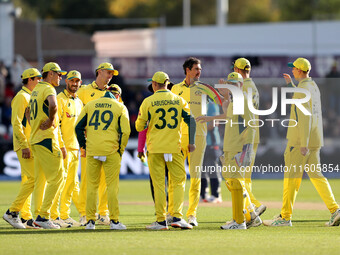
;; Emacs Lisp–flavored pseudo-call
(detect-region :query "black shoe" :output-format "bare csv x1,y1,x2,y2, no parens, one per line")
157,220,167,226
24,219,41,229
35,215,48,222
6,209,19,218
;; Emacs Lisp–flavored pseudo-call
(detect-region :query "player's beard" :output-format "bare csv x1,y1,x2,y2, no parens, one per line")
190,76,199,85
67,84,78,93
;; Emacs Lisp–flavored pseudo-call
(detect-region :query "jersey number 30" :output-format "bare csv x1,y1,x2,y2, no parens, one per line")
89,110,113,130
30,99,38,120
155,107,178,129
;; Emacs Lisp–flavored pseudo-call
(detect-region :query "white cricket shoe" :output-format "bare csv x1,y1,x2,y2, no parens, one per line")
171,218,193,229
97,214,110,225
110,220,127,230
85,220,95,230
79,215,87,226
146,221,168,230
166,214,173,224
3,210,25,229
188,215,198,226
63,217,81,227
34,216,60,229
255,204,267,217
263,215,292,227
52,217,71,228
327,209,340,226
207,196,222,203
246,211,262,229
221,220,246,230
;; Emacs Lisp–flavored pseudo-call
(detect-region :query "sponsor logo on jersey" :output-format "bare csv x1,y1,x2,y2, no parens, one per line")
66,112,77,118
91,93,95,97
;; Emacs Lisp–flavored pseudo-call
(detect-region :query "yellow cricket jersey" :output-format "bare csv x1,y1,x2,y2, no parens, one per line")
223,95,256,152
286,77,323,148
77,81,107,105
171,79,207,136
29,82,59,146
11,86,32,151
57,89,83,150
243,78,260,144
75,92,130,156
135,89,196,154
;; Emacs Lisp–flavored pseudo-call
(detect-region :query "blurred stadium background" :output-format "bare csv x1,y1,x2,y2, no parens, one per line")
1,0,340,179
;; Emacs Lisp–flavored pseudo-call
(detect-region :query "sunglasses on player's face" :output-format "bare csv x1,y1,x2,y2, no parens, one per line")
53,71,62,77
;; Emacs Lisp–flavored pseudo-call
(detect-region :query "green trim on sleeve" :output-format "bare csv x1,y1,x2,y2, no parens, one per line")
182,110,196,144
75,113,88,149
238,115,246,135
22,113,27,128
43,99,49,117
117,115,122,156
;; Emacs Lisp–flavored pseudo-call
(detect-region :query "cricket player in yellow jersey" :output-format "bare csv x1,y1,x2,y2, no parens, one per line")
217,72,256,230
28,62,66,229
170,57,206,226
75,90,130,230
3,68,44,229
264,58,340,227
50,70,83,227
77,62,119,225
136,71,196,230
233,58,266,218
107,84,122,102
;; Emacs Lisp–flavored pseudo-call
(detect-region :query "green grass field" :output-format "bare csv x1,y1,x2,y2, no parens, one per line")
1,179,340,255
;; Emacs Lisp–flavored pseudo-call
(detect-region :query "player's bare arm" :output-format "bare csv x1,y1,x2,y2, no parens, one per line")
25,107,30,125
60,147,67,159
40,95,58,130
80,148,86,157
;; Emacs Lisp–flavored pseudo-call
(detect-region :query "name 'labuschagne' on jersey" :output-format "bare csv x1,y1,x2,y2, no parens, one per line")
151,100,180,107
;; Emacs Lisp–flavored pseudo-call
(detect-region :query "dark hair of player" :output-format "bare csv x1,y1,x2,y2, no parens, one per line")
183,57,201,75
22,78,29,85
42,72,49,79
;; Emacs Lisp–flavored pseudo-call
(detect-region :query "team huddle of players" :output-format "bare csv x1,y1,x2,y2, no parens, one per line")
3,57,340,230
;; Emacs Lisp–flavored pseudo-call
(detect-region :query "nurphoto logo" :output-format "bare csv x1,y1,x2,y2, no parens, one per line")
201,84,312,128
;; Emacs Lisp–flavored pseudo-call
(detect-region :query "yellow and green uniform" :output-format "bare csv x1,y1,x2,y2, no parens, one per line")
76,92,130,222
170,80,206,218
77,81,109,217
242,78,262,208
29,81,63,219
136,89,196,222
281,78,339,220
50,89,83,220
222,95,256,224
9,87,44,219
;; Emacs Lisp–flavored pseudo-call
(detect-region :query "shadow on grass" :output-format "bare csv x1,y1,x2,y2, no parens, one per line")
292,219,327,223
0,226,198,235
